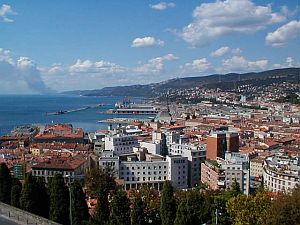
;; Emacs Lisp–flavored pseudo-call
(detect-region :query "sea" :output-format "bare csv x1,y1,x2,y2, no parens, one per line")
0,95,147,136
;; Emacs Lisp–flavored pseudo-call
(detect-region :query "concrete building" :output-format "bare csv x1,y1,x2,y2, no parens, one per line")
263,154,300,193
250,157,264,178
168,142,206,187
31,156,89,183
99,147,188,190
201,160,225,190
207,131,239,160
218,152,250,195
104,133,139,156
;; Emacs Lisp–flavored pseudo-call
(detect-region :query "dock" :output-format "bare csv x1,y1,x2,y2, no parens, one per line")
46,104,105,116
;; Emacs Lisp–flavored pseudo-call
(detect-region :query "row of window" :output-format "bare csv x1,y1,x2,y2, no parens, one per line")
121,176,168,181
121,165,167,170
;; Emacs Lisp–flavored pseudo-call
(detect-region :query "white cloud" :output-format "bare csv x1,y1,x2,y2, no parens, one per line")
222,55,268,71
131,36,164,48
179,0,286,46
134,54,178,74
272,57,300,68
69,59,126,74
231,48,242,55
266,20,300,47
0,48,53,94
0,4,17,22
211,46,230,57
184,58,211,72
150,2,175,11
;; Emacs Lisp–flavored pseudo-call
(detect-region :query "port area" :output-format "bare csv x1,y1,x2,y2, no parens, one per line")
46,103,105,116
98,117,153,124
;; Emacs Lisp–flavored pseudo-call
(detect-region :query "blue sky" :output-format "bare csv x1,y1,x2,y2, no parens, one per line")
0,0,299,93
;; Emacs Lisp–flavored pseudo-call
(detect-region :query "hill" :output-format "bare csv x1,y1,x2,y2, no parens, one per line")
63,68,300,97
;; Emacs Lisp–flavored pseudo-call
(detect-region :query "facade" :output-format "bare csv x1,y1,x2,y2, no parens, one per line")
99,148,188,190
207,131,239,160
31,156,89,183
104,133,139,156
263,154,300,193
250,157,264,178
218,152,250,195
201,160,225,190
168,142,206,187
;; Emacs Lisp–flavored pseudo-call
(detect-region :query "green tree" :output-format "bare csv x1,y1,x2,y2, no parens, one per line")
131,196,146,225
0,163,12,204
138,185,161,225
227,190,271,225
110,190,131,225
174,199,188,225
264,186,300,225
160,181,176,225
85,167,116,225
49,174,70,225
10,179,22,208
70,180,89,225
20,175,50,218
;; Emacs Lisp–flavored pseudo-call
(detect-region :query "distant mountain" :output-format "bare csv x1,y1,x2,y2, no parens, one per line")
63,68,300,97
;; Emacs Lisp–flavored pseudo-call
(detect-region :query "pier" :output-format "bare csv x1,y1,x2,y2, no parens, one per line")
46,103,104,116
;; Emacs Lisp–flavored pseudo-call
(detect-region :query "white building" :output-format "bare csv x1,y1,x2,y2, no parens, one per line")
104,133,139,156
168,142,206,187
219,152,250,195
263,154,300,193
99,147,188,190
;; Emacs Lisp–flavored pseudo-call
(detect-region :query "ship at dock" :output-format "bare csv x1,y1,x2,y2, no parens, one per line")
107,98,159,115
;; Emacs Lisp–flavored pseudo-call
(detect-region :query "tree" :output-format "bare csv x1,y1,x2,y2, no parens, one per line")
160,181,176,225
110,190,131,225
70,180,89,225
20,174,38,213
0,163,12,204
49,174,70,225
131,196,146,225
138,185,161,225
174,199,188,225
20,175,50,218
264,186,300,225
10,179,22,208
226,190,271,225
85,167,116,225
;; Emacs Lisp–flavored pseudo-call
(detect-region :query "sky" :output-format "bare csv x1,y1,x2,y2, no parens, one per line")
0,0,299,94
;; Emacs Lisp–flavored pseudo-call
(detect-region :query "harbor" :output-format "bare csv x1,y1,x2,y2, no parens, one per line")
46,103,105,116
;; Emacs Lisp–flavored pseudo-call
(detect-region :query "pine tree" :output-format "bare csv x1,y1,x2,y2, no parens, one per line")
110,190,131,225
0,162,12,204
160,181,176,225
35,177,50,218
20,174,37,213
70,180,89,225
131,196,146,225
10,178,22,208
49,174,70,225
174,199,188,225
85,167,116,225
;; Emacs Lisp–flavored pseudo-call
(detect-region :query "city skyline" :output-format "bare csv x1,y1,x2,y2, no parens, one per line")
0,0,299,93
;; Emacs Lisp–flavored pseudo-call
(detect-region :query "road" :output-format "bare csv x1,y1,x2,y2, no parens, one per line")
0,215,20,225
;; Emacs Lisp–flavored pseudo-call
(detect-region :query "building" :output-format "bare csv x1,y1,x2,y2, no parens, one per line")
34,124,84,144
104,133,139,156
250,157,264,178
263,154,300,193
31,155,89,183
220,152,250,195
168,142,206,187
207,131,239,160
201,160,225,190
99,147,188,190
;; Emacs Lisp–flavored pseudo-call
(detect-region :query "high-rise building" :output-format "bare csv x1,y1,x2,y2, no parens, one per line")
207,131,239,160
